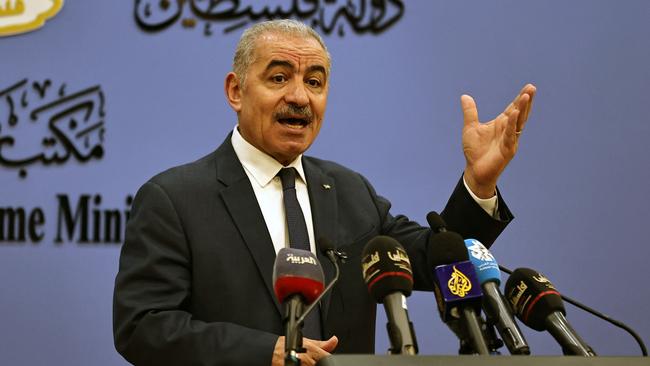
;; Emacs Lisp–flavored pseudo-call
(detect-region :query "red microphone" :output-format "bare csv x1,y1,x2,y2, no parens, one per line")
273,248,325,364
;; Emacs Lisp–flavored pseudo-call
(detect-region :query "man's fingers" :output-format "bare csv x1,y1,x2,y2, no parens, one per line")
297,353,317,366
463,84,535,132
319,336,338,352
518,83,536,122
521,84,536,122
301,349,328,365
504,94,521,118
301,336,337,364
519,83,536,96
515,93,530,132
507,109,521,147
509,84,536,132
460,94,479,127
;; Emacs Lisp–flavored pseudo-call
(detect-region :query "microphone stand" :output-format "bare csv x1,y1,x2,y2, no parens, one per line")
459,307,490,355
284,296,304,366
499,265,648,356
482,316,505,354
296,249,343,326
288,249,344,366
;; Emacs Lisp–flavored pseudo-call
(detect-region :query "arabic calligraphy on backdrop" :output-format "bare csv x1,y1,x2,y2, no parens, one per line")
134,0,404,37
0,79,106,179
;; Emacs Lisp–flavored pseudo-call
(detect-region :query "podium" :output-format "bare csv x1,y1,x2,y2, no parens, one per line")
317,355,650,366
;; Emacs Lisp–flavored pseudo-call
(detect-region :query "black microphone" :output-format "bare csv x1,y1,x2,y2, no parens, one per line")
464,238,530,355
426,212,490,355
504,267,596,356
273,248,325,365
427,211,448,233
499,265,648,356
318,236,348,265
295,238,345,327
361,236,418,355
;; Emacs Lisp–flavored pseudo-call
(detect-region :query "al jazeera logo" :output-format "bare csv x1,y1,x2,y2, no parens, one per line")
0,0,63,37
447,266,472,298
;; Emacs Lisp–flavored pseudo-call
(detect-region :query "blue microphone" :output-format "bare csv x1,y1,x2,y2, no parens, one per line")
427,212,489,355
464,239,530,355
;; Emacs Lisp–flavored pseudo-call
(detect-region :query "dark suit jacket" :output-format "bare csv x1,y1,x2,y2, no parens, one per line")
113,135,512,365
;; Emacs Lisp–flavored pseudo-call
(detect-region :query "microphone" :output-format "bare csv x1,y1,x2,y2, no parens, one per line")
295,238,346,327
273,248,325,365
361,235,418,355
464,238,530,355
504,267,596,356
426,212,490,355
499,265,648,356
318,236,348,264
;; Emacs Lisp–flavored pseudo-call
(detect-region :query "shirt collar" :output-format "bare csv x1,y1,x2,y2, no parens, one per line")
231,126,307,187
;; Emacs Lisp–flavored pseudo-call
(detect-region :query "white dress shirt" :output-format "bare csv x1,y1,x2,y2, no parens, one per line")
231,126,498,255
232,127,316,254
463,177,499,217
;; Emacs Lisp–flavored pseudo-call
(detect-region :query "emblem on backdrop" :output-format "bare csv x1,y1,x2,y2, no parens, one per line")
0,0,63,37
0,79,106,178
134,0,404,37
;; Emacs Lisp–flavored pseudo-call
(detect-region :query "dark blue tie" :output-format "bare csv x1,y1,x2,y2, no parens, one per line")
278,167,322,340
279,167,310,251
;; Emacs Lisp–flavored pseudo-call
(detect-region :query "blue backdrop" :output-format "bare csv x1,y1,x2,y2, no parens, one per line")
1,1,649,364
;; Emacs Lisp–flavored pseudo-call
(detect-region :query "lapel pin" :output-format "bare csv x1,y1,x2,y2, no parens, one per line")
322,184,331,190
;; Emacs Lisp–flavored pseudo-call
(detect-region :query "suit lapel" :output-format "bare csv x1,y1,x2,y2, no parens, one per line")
303,158,339,325
212,138,342,327
215,137,282,316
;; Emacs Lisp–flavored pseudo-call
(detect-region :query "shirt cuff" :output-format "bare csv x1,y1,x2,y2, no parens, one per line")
463,176,499,218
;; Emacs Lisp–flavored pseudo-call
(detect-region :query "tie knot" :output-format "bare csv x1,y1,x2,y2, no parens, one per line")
278,167,297,190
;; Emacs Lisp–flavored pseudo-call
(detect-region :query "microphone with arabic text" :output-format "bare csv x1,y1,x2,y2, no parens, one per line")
427,212,490,355
294,237,346,327
499,265,647,356
273,248,325,365
361,236,418,355
504,267,596,356
464,238,530,355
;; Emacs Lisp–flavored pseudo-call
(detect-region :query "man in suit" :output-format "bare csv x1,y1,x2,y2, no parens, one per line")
113,20,535,366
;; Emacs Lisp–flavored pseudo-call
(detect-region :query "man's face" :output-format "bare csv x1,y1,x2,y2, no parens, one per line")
226,32,329,165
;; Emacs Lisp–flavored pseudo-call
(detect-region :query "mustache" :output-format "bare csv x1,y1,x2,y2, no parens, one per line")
273,104,314,123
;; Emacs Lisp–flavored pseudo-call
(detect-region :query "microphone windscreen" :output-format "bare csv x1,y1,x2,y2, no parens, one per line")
273,248,325,304
426,211,447,233
361,236,413,302
428,231,469,268
464,238,501,285
427,229,483,321
317,237,335,255
504,267,565,331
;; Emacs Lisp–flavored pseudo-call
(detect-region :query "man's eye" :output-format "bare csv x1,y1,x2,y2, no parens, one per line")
272,75,286,83
307,78,322,87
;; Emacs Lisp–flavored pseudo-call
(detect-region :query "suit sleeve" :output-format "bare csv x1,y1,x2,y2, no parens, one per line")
113,181,278,366
440,175,513,248
358,174,513,291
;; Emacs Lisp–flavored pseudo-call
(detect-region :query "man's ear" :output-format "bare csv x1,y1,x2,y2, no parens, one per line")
224,72,242,112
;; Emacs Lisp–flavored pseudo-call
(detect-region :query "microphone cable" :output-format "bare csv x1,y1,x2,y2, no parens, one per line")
499,265,647,356
295,245,344,327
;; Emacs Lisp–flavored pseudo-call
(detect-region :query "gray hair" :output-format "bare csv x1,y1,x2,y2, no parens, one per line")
232,19,331,87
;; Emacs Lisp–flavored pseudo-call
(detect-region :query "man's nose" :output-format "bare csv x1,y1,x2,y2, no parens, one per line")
284,80,309,106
